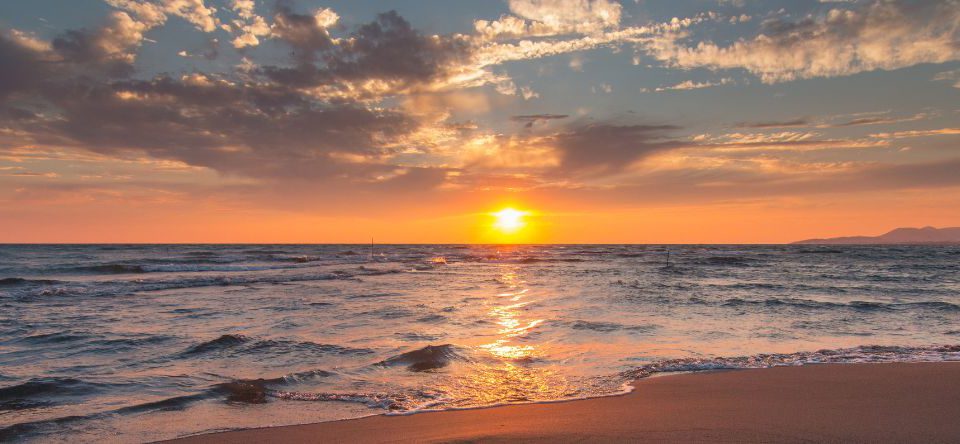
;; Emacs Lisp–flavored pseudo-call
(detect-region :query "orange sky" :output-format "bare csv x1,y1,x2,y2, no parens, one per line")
3,187,959,243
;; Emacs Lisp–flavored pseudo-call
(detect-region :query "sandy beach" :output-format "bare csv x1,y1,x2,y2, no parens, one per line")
168,362,960,443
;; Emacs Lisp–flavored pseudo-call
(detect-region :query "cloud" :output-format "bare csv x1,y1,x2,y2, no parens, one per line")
325,12,470,85
259,10,473,96
4,171,60,178
549,123,683,176
5,0,956,210
641,0,960,83
542,156,960,209
0,31,50,99
0,8,484,191
932,68,960,88
735,118,810,129
268,3,337,61
508,0,621,34
734,111,932,129
32,78,421,181
455,119,686,180
520,86,539,100
510,113,568,128
684,130,889,155
228,0,270,48
0,12,155,100
106,0,220,33
870,128,960,139
829,112,929,127
647,77,732,92
51,11,152,70
471,14,706,72
0,22,438,187
475,0,622,39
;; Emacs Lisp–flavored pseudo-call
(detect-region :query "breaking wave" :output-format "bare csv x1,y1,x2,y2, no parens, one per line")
376,344,469,372
622,344,960,379
258,344,960,416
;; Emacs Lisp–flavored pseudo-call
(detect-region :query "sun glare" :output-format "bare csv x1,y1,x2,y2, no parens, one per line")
492,208,528,233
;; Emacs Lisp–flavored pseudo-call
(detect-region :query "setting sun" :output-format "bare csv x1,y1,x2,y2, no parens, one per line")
492,208,529,233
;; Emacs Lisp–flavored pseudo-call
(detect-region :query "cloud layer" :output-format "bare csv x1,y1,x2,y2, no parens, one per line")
1,0,959,220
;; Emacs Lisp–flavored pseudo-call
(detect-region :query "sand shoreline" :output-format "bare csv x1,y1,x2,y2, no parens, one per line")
166,362,960,443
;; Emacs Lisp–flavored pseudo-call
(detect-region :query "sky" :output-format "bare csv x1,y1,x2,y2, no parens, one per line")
0,0,958,243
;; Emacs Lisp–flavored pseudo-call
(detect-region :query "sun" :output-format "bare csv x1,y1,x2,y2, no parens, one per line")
492,208,528,233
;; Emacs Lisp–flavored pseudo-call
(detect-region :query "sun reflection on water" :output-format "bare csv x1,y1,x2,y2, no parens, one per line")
477,267,545,367
441,266,579,405
431,264,593,408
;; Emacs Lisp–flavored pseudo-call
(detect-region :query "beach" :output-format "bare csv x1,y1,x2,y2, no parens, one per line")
169,362,960,443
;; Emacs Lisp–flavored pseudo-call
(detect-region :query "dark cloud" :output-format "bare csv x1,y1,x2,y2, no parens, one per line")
270,3,335,63
550,123,682,176
0,33,48,100
735,118,809,129
52,29,108,63
511,114,568,128
0,8,476,186
327,11,471,83
0,14,140,105
261,10,473,92
202,38,220,61
20,77,419,181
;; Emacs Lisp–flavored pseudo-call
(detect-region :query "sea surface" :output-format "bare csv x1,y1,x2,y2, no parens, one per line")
1,244,958,442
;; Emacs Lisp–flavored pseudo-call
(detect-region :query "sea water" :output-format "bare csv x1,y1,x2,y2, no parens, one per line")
1,244,958,442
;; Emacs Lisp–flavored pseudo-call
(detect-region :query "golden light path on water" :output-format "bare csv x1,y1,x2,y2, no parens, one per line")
438,266,582,406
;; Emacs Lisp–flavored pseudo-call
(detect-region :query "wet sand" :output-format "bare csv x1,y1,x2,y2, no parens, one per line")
169,362,960,443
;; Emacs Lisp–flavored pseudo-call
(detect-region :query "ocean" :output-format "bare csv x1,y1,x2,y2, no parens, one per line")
1,244,958,442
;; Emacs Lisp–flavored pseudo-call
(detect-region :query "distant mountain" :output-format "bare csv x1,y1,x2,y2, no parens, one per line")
792,226,960,245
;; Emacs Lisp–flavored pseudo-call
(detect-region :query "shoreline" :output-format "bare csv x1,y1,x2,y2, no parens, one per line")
166,361,960,443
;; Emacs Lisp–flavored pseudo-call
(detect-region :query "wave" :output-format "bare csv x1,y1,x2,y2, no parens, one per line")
182,334,374,358
691,255,760,267
0,377,106,412
214,378,277,404
0,277,61,286
183,334,250,355
719,297,960,312
244,339,375,356
77,264,147,274
269,344,960,416
16,331,91,344
568,320,658,333
72,262,314,274
0,377,97,400
518,257,586,264
622,344,960,380
376,344,468,372
458,255,585,264
270,390,428,411
5,267,405,299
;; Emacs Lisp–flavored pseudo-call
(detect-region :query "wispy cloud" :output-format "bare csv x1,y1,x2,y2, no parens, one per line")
870,128,960,139
644,77,733,92
640,0,960,83
932,68,960,88
735,118,810,129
